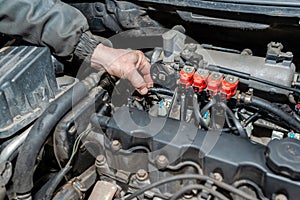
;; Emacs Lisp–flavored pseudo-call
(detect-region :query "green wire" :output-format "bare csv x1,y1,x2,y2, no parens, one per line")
65,128,92,167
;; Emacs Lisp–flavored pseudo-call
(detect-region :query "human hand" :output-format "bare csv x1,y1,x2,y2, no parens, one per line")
91,44,153,95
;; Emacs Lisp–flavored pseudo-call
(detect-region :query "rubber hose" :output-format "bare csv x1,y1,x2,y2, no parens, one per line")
246,96,300,132
53,87,106,168
13,72,103,195
34,166,71,200
200,98,216,116
220,102,248,138
43,166,71,200
148,87,174,96
192,94,208,130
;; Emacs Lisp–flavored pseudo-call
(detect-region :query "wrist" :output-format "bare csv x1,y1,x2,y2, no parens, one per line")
74,31,100,62
91,44,112,70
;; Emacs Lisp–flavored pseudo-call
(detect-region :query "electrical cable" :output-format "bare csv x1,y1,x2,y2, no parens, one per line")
13,72,104,196
170,184,230,200
233,180,269,200
124,174,256,200
65,128,91,168
37,128,92,200
167,161,203,175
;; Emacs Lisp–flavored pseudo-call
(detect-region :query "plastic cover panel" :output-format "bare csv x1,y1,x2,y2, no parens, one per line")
0,46,58,138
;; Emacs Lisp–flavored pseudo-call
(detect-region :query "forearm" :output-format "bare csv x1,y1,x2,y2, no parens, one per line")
0,0,90,58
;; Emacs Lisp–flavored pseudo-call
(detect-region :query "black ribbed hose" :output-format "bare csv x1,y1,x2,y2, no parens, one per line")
241,95,300,132
13,72,103,196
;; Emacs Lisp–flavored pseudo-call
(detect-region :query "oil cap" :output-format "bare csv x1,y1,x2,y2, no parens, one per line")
266,138,300,180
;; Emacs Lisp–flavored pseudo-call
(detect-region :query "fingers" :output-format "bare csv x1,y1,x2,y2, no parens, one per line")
95,48,153,95
135,51,154,88
125,67,149,95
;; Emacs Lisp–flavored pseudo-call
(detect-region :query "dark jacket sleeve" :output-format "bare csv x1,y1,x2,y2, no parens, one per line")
0,0,99,58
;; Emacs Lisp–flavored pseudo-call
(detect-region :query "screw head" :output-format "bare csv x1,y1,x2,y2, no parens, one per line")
213,172,223,182
225,75,238,83
68,124,77,134
184,66,194,73
275,194,288,200
111,140,122,151
136,169,148,181
158,155,167,163
96,155,106,166
112,140,120,146
156,155,169,168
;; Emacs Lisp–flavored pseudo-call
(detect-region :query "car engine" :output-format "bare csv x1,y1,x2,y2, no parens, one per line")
1,1,300,200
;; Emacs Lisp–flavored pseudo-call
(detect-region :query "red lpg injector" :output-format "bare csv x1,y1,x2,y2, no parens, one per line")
193,69,209,92
206,72,223,96
221,75,239,99
180,65,195,87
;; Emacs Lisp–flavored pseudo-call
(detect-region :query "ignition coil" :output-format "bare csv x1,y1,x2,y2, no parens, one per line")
221,75,239,99
206,72,223,96
179,65,195,88
193,69,209,92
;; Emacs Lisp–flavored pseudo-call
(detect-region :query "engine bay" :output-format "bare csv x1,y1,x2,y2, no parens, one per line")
1,1,300,199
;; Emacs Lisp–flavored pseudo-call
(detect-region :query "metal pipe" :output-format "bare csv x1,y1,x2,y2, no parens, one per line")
0,125,32,163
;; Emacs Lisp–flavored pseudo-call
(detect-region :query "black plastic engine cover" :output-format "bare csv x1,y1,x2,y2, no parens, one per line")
100,106,300,200
0,46,58,138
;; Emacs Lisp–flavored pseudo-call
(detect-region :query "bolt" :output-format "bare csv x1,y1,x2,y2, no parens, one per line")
275,194,288,200
226,75,237,83
212,73,221,79
286,52,293,57
183,49,190,55
111,140,122,151
213,172,223,182
112,140,120,146
184,66,193,73
136,169,148,181
68,124,76,135
241,48,253,56
158,155,167,163
187,43,197,52
271,42,280,48
95,154,106,166
156,155,169,168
